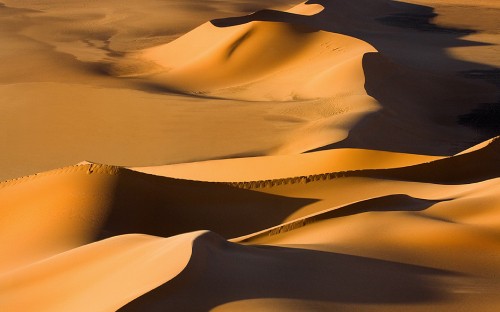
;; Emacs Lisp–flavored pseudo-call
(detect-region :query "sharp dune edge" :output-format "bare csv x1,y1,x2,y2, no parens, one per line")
1,0,500,311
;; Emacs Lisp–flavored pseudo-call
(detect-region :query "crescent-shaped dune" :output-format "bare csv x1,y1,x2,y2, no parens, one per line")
1,0,499,311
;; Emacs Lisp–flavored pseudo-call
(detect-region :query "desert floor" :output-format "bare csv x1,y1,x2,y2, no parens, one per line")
1,0,499,311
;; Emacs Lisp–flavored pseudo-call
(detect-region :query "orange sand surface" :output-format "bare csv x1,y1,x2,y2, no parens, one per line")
1,0,499,311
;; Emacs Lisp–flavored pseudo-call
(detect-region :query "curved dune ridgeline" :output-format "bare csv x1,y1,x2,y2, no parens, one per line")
0,163,317,272
216,136,500,189
1,0,500,311
0,231,205,312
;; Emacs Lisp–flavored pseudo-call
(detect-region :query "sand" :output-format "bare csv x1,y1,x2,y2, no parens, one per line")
1,0,499,311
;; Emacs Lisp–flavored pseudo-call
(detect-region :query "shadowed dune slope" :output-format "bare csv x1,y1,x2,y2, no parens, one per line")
359,136,500,184
123,2,376,101
0,137,497,273
120,229,500,311
242,177,500,275
0,164,316,272
3,230,499,312
119,231,455,312
116,0,499,155
233,137,500,221
2,173,500,312
235,194,444,241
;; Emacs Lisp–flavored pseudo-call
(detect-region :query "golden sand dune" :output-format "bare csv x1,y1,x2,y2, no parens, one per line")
1,0,500,311
1,138,495,272
0,163,309,272
1,0,497,181
130,148,443,182
1,138,499,310
0,231,202,312
119,230,500,312
128,17,376,101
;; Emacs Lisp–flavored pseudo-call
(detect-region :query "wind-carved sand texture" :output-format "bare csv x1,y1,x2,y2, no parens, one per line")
1,0,500,311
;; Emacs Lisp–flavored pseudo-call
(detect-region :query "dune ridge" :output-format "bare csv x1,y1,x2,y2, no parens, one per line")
0,231,204,312
231,194,440,241
0,138,497,273
0,164,120,190
130,147,443,182
132,136,499,189
124,3,378,102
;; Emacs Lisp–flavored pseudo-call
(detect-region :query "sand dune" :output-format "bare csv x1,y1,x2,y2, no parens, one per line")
119,231,500,312
133,136,498,186
0,231,202,312
0,163,318,272
131,18,377,101
1,0,497,180
242,178,500,275
0,138,496,267
131,148,442,182
2,137,494,273
1,0,499,311
1,138,499,311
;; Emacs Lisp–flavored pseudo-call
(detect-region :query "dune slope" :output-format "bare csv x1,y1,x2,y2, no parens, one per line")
1,137,500,311
0,231,202,312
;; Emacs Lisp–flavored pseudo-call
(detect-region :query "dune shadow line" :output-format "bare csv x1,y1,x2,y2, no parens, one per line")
245,194,445,239
99,169,318,239
212,0,498,154
119,231,455,311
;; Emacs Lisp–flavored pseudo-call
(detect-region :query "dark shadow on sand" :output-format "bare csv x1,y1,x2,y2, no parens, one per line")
98,169,317,239
244,194,446,240
119,231,456,311
211,0,499,155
